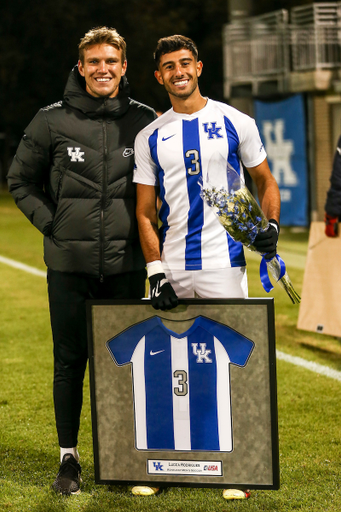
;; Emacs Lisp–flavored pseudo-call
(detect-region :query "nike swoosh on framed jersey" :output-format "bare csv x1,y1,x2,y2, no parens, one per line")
162,134,175,141
150,350,165,356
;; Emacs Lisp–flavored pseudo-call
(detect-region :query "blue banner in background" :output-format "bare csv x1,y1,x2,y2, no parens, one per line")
254,94,308,226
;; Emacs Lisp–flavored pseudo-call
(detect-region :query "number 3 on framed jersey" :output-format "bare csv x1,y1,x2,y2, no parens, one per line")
106,315,254,452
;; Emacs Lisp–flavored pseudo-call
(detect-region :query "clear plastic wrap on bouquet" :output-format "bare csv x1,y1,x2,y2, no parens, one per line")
200,162,301,304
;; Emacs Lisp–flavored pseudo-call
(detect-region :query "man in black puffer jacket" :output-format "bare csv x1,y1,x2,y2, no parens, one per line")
7,26,156,495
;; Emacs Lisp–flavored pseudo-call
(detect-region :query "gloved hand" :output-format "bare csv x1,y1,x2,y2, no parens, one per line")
253,219,279,260
149,273,178,310
325,213,338,237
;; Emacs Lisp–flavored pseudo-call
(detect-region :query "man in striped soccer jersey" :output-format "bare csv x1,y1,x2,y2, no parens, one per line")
134,35,280,313
132,36,280,498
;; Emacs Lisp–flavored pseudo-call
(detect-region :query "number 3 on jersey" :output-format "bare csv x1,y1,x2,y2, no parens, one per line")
174,370,188,396
185,149,201,175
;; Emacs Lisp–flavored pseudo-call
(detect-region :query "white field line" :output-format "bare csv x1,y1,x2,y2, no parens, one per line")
277,350,341,382
0,255,46,278
1,254,341,382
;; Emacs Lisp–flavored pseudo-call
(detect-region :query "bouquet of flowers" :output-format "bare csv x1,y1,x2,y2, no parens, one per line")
200,162,301,304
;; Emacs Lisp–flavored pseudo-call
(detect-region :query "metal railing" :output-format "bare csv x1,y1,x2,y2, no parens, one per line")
291,25,341,71
223,2,341,96
291,3,341,71
291,3,340,26
223,10,289,95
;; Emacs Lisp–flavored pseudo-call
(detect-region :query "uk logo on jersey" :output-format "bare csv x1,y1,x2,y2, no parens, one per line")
67,147,85,162
202,122,223,139
192,343,212,363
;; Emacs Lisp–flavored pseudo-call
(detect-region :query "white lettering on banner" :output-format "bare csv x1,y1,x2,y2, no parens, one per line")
262,120,298,186
280,189,292,202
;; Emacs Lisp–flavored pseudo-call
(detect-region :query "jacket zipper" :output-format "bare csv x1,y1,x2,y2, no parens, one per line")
57,171,63,201
100,112,108,282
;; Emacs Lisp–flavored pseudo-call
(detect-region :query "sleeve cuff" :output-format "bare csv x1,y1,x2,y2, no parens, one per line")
147,260,164,277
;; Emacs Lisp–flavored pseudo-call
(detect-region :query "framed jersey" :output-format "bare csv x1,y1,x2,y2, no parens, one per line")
86,299,279,490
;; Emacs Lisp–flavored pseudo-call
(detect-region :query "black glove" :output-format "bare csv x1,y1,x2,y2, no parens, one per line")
253,219,279,260
149,273,178,310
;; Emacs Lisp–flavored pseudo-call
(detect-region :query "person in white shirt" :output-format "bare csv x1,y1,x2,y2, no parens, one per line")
133,39,280,498
134,35,280,314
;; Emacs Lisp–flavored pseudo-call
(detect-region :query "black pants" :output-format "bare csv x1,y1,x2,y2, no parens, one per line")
47,268,146,448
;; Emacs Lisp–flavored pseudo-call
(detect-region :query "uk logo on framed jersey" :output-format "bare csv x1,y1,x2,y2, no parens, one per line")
86,299,279,490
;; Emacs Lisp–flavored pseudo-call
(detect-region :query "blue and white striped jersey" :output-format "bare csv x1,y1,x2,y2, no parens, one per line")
134,99,267,271
106,316,254,452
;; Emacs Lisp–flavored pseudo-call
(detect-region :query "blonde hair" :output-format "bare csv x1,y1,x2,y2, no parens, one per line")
78,26,126,64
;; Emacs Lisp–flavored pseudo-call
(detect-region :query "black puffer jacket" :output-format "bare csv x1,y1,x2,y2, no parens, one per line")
7,66,156,277
325,135,341,218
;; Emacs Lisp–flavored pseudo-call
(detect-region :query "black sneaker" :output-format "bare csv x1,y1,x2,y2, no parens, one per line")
52,453,82,495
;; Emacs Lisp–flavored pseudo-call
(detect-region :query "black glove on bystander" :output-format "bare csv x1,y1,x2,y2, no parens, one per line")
253,219,279,260
149,273,178,310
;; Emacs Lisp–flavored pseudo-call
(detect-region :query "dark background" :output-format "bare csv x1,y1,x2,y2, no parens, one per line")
0,0,311,179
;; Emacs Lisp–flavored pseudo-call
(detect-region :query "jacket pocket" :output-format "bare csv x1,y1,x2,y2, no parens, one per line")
107,174,133,198
64,169,102,192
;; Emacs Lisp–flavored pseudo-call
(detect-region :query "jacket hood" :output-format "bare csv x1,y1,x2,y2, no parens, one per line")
63,65,131,119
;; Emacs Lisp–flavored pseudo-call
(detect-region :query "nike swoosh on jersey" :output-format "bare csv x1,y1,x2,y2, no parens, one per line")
150,349,165,356
162,134,175,141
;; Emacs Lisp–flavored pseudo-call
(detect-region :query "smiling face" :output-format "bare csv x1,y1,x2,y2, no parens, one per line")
154,49,203,100
78,43,127,98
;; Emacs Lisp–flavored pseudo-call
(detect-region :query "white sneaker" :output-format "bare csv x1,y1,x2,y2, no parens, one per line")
131,486,159,496
222,489,250,500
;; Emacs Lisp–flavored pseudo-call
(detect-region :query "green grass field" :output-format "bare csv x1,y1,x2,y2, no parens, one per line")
1,189,341,511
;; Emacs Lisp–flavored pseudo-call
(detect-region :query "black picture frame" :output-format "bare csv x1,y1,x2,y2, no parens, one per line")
86,298,279,490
